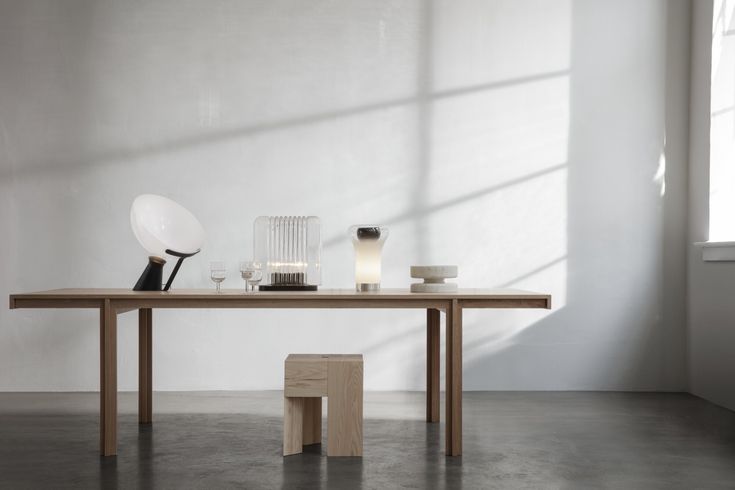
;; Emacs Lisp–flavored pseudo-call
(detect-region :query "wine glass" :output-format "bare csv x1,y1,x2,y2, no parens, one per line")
210,261,226,293
240,261,262,292
249,265,263,291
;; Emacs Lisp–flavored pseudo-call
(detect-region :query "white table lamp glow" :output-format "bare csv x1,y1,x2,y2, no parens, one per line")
350,225,389,292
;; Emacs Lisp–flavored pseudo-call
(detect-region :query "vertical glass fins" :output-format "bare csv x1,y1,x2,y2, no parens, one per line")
254,216,321,290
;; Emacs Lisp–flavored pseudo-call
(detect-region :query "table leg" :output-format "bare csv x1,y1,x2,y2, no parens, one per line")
426,308,440,423
139,308,153,424
445,299,462,456
100,299,117,456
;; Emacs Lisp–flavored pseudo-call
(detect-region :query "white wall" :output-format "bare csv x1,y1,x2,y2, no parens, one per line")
688,0,735,411
0,0,690,392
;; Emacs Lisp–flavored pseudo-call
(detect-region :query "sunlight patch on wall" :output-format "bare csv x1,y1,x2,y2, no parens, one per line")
426,74,569,299
419,0,571,360
654,147,666,197
433,0,571,92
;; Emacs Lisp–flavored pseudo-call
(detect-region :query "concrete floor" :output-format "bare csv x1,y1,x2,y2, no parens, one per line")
1,392,734,489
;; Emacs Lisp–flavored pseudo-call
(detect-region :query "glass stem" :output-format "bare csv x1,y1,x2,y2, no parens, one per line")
216,282,221,293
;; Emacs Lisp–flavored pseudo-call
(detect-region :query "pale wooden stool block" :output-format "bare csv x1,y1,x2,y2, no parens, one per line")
285,354,328,397
283,396,304,456
283,354,363,457
327,355,363,457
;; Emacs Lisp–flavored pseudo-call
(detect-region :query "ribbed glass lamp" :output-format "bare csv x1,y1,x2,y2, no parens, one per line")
130,194,205,291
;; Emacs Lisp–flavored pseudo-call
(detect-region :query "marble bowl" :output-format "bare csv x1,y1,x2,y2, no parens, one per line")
410,265,458,293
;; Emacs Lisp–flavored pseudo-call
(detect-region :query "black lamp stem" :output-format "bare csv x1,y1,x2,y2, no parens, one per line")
161,248,200,291
163,256,185,291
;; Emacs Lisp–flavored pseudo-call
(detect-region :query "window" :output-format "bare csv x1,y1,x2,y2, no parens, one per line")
709,0,735,242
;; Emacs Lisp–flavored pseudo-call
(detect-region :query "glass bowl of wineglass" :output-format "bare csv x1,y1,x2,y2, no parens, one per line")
210,261,227,293
240,261,262,292
249,264,263,291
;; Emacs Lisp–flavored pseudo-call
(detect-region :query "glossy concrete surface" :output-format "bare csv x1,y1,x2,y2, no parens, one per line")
1,392,734,489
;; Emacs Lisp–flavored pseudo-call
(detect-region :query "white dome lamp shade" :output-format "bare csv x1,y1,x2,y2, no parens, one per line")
130,194,205,291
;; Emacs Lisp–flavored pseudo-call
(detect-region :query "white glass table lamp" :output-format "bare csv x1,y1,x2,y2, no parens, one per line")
130,194,205,291
349,225,389,292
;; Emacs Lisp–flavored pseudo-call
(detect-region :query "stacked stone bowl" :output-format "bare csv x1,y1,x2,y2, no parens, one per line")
410,265,458,293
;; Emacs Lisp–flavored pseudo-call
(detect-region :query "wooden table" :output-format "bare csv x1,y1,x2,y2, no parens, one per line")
8,288,551,457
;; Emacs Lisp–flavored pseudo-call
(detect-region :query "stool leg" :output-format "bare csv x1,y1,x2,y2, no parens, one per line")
303,397,322,446
283,396,304,456
327,360,363,456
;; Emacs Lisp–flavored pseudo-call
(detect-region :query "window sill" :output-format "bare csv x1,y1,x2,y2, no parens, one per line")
695,241,735,261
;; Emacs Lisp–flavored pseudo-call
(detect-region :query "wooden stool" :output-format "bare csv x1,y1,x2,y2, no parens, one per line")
283,354,363,457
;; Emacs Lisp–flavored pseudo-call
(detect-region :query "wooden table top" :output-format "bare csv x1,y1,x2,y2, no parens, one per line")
9,288,551,310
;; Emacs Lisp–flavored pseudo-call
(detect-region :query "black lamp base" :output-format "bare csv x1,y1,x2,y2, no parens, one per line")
132,249,200,291
133,257,166,291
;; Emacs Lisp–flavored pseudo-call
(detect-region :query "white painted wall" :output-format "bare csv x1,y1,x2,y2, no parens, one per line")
0,0,690,392
688,0,735,411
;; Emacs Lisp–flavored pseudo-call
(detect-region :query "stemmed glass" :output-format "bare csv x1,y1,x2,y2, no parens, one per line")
249,264,263,291
210,261,227,293
240,261,263,292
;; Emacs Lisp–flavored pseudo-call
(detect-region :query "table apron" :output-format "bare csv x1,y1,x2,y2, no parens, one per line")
11,298,549,311
110,299,454,310
11,299,104,309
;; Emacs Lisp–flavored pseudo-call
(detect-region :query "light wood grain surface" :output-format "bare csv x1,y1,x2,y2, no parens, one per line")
9,287,550,458
9,288,551,310
446,299,462,455
100,300,117,456
10,287,550,300
282,396,304,456
426,308,441,423
327,355,363,457
283,354,363,457
138,309,152,424
284,355,328,397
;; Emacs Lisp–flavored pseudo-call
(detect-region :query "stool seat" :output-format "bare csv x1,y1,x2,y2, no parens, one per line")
283,354,363,457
